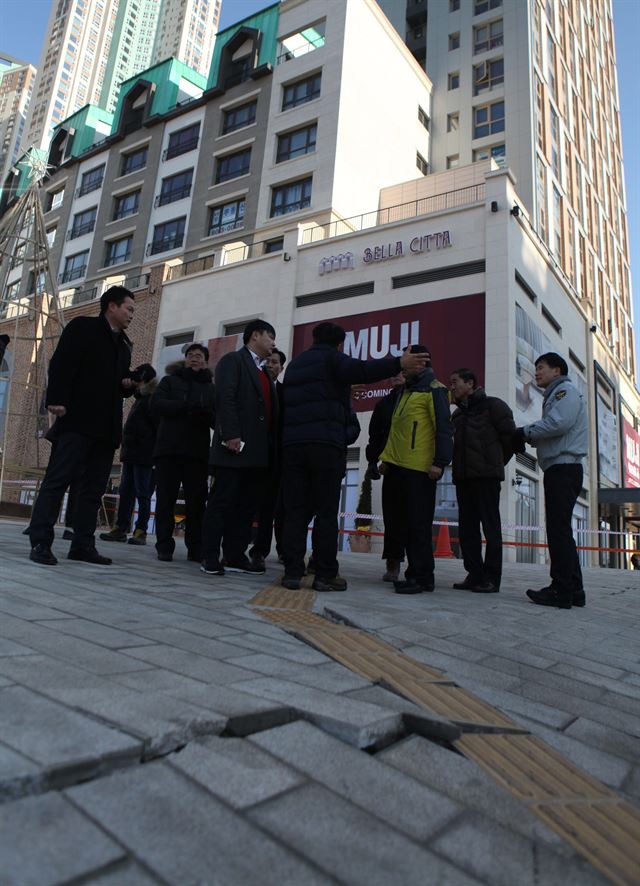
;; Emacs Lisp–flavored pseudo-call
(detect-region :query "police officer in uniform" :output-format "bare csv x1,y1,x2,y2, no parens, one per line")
513,352,588,609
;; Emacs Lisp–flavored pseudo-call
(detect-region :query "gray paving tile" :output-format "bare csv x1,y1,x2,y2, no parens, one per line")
564,716,640,762
32,617,157,649
67,761,332,885
248,781,480,885
224,653,371,692
121,644,261,684
0,792,125,886
251,721,461,840
0,637,37,656
87,861,161,885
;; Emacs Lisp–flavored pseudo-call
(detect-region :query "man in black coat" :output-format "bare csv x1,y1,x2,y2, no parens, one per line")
280,322,430,592
201,320,277,576
150,343,215,563
364,371,406,582
28,286,135,566
100,364,157,546
450,368,515,593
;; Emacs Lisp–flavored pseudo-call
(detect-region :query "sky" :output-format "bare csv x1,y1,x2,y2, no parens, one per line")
1,0,639,367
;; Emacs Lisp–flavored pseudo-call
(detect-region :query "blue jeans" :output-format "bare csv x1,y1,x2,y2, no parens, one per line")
116,463,155,533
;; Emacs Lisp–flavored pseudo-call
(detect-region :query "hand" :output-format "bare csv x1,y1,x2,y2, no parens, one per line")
400,348,429,374
47,405,66,417
427,465,443,480
351,384,367,401
378,462,389,476
512,428,527,454
365,462,381,480
122,378,135,390
225,437,242,453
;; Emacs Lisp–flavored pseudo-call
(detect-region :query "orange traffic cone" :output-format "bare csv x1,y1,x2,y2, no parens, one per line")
434,518,455,558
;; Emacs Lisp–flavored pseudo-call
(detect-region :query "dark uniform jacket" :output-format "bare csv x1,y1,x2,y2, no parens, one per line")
45,314,132,447
150,362,215,461
283,344,401,451
451,388,515,483
210,347,278,469
120,379,158,465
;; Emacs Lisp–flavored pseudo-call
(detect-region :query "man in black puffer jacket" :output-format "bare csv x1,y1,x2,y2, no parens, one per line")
280,322,430,592
450,368,515,593
150,343,215,563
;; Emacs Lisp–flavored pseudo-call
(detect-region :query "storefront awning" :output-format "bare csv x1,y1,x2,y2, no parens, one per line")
598,487,640,519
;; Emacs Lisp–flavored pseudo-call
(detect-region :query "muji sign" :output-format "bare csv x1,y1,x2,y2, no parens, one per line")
292,294,485,412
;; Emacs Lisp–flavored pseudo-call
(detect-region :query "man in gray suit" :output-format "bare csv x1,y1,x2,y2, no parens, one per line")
201,320,277,576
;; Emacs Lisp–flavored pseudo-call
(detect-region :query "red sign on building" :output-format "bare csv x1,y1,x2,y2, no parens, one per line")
292,294,485,411
622,417,640,488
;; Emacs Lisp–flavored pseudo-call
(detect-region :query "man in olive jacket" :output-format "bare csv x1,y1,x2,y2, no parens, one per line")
450,368,515,593
28,286,135,566
150,343,215,563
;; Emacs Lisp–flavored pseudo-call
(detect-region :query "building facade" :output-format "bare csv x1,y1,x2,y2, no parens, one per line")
0,56,37,189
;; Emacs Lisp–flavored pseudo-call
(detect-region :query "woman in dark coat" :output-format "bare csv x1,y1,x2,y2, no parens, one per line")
150,343,215,562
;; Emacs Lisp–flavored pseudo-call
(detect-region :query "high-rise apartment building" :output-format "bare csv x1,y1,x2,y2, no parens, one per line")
379,0,635,385
0,56,37,186
22,0,220,150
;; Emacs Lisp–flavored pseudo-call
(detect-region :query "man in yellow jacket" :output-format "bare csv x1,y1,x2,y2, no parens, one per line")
379,345,453,593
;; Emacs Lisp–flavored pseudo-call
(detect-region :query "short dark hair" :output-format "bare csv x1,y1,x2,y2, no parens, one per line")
450,367,477,387
100,285,134,314
243,319,276,344
273,349,287,367
402,344,431,356
535,352,568,376
185,342,210,362
313,322,346,347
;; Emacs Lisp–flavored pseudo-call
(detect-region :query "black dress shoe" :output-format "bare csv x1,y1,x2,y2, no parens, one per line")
200,561,224,575
471,581,499,593
62,529,74,541
29,544,58,566
572,592,586,608
225,557,265,574
187,552,202,562
281,576,301,590
68,548,112,565
452,575,475,590
526,587,571,609
394,579,434,594
312,575,348,592
157,552,173,562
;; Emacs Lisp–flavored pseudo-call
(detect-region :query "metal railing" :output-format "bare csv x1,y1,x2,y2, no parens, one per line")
162,137,199,161
154,186,192,207
146,235,184,256
301,184,486,244
104,251,132,268
276,37,325,65
75,177,104,198
67,221,95,240
167,254,215,281
123,272,150,291
59,266,87,284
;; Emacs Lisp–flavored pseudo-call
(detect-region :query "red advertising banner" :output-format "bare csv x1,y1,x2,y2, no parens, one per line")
622,417,640,488
292,294,485,411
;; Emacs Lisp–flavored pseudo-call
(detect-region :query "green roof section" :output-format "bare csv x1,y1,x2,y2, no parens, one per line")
52,104,114,159
112,57,207,127
207,2,280,90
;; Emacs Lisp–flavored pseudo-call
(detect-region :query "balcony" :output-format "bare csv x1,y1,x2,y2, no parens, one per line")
405,0,427,26
67,221,95,240
104,251,132,268
301,184,487,244
146,236,184,256
154,186,192,208
162,138,199,161
59,266,87,284
75,177,103,198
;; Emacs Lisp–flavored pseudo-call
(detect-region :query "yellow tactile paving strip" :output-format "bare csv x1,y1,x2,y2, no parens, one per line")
249,581,640,884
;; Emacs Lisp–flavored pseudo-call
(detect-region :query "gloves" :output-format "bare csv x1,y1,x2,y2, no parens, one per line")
512,428,527,454
365,462,381,480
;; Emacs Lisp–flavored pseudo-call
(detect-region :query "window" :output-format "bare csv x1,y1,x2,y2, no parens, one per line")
165,123,200,160
447,112,459,132
449,32,460,50
282,73,321,110
277,20,325,64
46,188,64,211
77,164,104,196
164,331,194,347
208,198,245,236
473,19,503,53
416,152,428,175
550,106,560,178
104,235,132,267
69,206,97,239
450,0,460,10
150,217,185,255
276,123,317,162
473,58,504,94
270,177,312,217
215,147,251,183
552,186,563,262
10,241,26,269
418,106,430,130
446,154,460,169
157,168,193,206
61,250,88,283
448,72,459,90
473,143,505,166
222,100,257,134
536,155,548,243
264,238,284,254
473,100,504,138
121,146,147,176
474,0,502,14
46,227,56,247
113,190,140,220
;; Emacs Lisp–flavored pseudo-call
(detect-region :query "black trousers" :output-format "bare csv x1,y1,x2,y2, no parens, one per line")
154,456,207,559
116,463,155,533
282,444,346,580
456,478,503,587
381,471,406,561
544,463,584,601
250,470,281,558
202,466,265,565
386,464,436,586
29,431,114,550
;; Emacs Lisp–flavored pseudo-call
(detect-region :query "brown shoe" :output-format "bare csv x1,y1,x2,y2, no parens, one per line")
382,559,401,582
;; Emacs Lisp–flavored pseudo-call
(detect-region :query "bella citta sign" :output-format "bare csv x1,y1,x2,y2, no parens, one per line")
318,229,452,275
